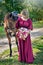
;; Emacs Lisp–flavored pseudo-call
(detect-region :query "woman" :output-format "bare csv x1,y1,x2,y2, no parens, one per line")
16,9,34,63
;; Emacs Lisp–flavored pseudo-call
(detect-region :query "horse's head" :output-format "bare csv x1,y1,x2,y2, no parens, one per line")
8,11,18,28
9,11,18,22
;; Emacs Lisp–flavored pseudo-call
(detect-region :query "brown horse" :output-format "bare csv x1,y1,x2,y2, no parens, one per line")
4,12,18,57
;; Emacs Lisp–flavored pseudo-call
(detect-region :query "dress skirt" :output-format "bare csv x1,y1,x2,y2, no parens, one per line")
18,34,34,63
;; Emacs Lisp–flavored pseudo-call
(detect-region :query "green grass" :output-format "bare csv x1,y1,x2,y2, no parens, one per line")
0,26,6,38
32,36,43,64
0,36,43,65
33,20,43,28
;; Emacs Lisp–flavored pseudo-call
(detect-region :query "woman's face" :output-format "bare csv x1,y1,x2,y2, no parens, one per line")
20,13,25,18
21,10,29,19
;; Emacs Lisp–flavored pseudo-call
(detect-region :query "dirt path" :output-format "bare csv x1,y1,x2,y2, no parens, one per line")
0,28,43,53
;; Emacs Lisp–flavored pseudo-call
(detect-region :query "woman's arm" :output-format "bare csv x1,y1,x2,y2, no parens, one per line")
28,19,33,31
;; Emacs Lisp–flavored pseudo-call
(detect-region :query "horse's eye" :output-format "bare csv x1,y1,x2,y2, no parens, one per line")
9,13,12,17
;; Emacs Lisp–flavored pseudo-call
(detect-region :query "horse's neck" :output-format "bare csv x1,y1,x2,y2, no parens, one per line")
4,14,16,31
7,20,15,29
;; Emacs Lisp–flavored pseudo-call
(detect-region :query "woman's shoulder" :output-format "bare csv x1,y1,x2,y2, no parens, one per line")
27,18,32,21
18,17,22,21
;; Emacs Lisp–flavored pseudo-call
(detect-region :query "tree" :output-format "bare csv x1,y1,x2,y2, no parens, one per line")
0,0,25,25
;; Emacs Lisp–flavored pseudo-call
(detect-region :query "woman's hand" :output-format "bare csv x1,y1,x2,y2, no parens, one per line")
21,35,25,40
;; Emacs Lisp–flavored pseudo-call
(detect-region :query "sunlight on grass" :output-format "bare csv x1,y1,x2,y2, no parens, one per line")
33,48,40,54
0,47,18,59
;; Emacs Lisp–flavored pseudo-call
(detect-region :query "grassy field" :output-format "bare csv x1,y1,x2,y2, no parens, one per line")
33,20,43,28
0,36,43,65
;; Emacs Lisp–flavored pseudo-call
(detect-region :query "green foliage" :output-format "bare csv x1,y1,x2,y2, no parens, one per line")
0,0,43,25
13,0,25,13
0,0,25,24
22,0,43,20
28,6,43,20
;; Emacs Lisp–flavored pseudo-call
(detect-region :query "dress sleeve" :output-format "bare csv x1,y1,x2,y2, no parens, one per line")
16,17,20,29
28,19,33,30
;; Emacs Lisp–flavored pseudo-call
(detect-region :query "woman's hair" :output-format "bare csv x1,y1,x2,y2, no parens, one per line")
21,9,29,18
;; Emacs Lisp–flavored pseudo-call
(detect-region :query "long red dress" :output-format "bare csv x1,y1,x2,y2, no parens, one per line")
16,17,34,63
